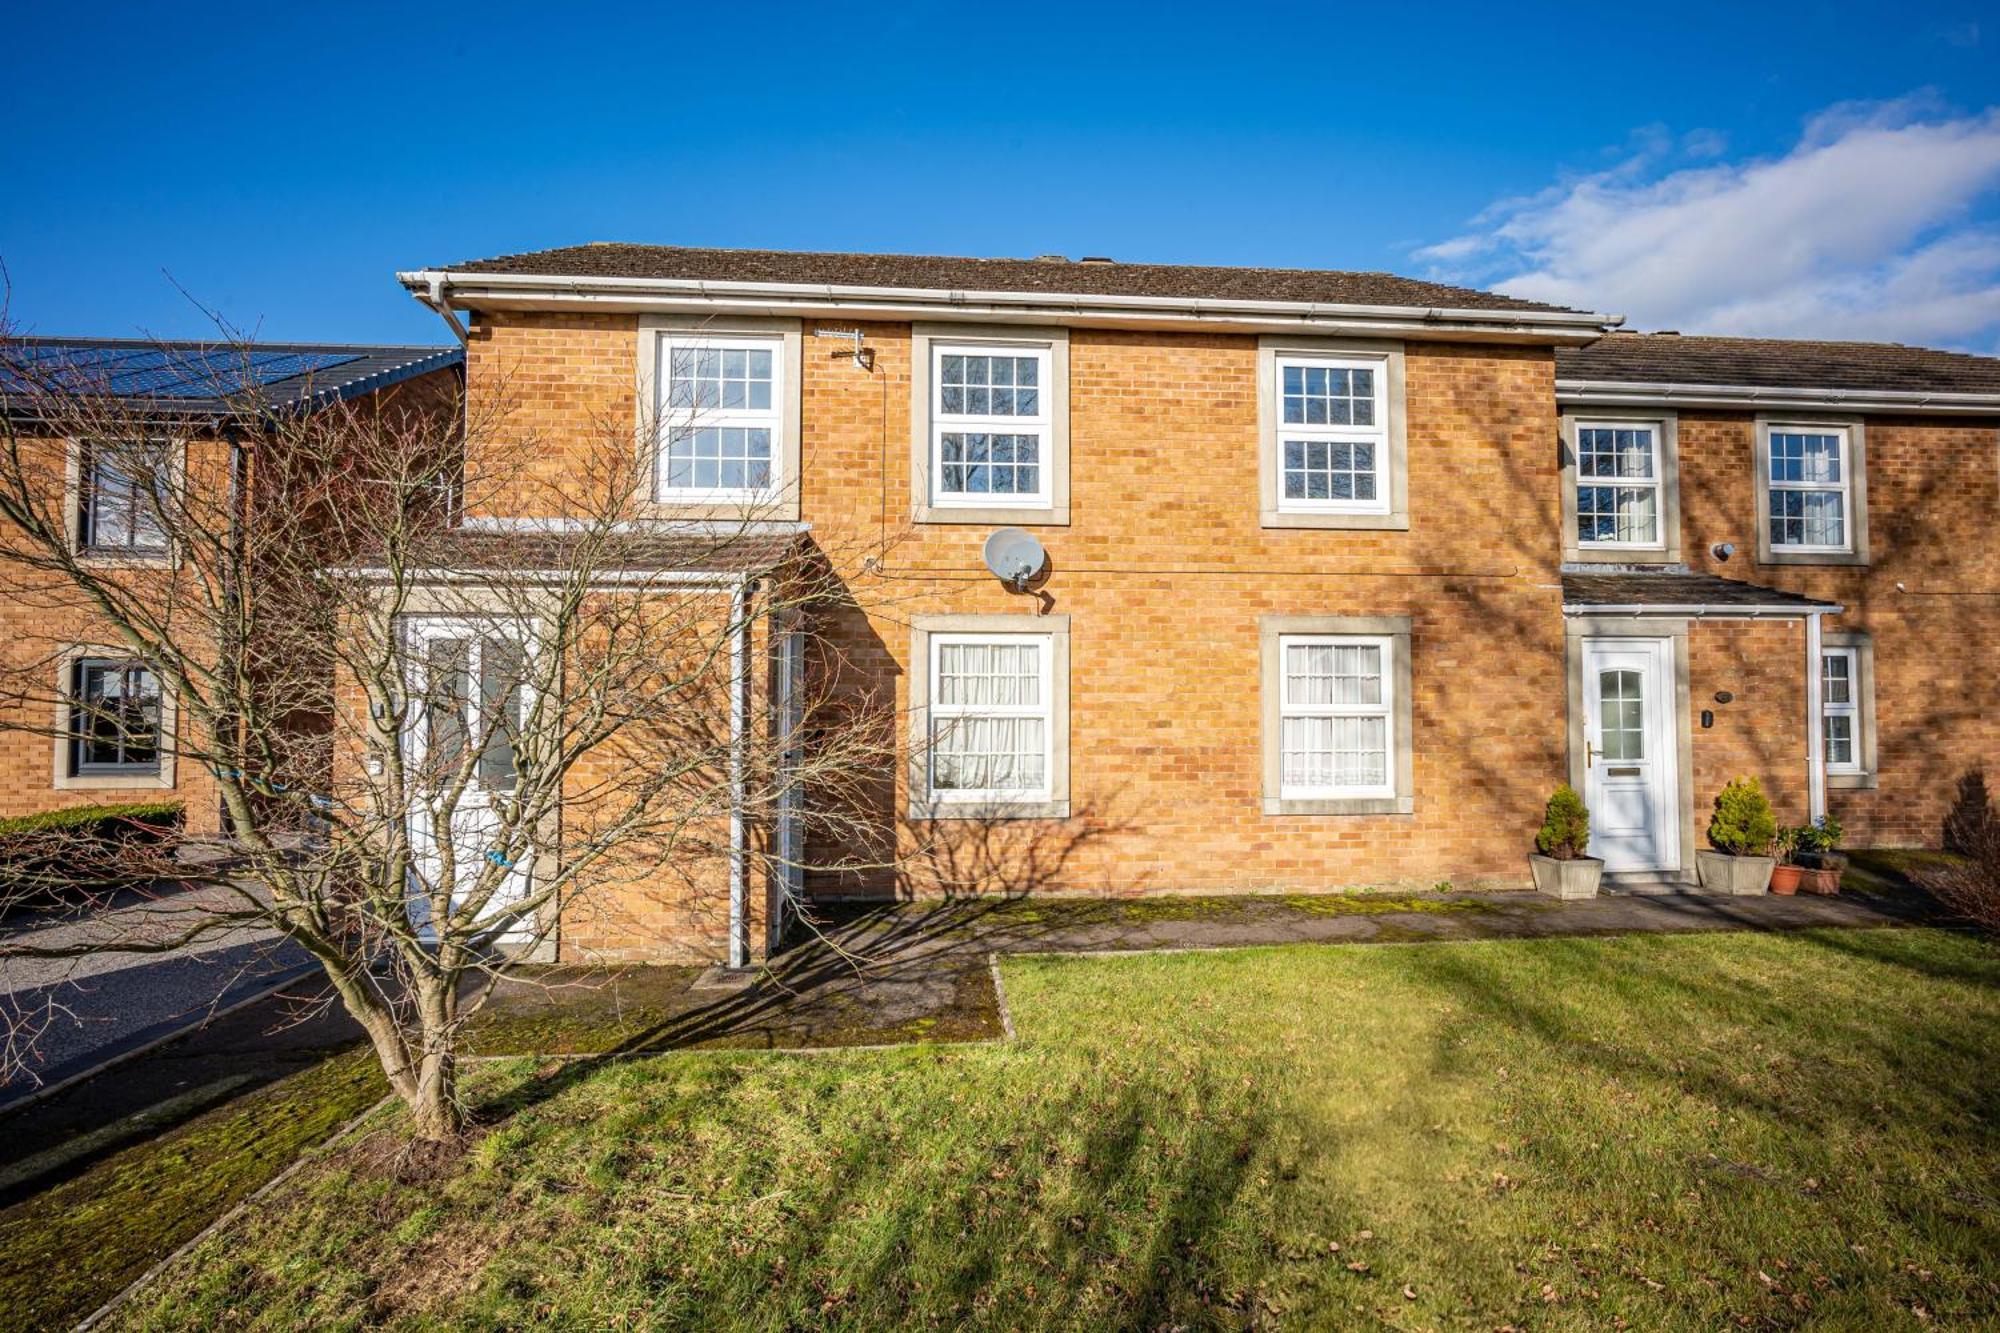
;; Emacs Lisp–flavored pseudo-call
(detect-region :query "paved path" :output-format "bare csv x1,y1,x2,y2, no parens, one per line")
0,883,309,1107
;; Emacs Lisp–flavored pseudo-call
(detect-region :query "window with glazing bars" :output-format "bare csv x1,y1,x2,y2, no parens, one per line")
927,635,1050,797
1575,424,1661,546
658,336,781,496
1275,357,1389,513
1278,636,1393,796
70,658,161,775
1768,428,1850,550
79,440,171,553
931,344,1051,504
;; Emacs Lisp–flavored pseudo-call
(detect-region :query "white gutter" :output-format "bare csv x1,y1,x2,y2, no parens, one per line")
398,268,1621,344
1558,377,2000,416
455,515,809,537
417,273,469,344
1562,602,1843,618
1806,611,1827,824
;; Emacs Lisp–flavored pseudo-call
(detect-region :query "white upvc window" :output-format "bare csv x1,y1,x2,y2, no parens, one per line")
1575,422,1663,548
1767,426,1851,552
1822,647,1860,774
1275,355,1391,515
929,342,1052,508
656,334,783,502
926,633,1051,802
1278,635,1394,799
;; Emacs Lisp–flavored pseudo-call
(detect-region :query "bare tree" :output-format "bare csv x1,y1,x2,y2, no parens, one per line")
0,328,902,1142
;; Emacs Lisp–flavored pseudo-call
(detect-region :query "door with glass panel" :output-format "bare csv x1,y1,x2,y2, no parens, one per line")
1582,638,1678,873
402,619,534,944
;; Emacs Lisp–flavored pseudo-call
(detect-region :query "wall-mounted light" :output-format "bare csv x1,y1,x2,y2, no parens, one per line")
1711,542,1735,561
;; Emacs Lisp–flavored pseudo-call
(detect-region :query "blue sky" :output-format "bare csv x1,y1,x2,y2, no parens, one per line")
4,2,1997,349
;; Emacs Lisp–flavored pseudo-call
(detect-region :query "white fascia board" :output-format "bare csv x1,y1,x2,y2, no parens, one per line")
397,268,1620,345
1562,601,1844,618
1558,377,2000,416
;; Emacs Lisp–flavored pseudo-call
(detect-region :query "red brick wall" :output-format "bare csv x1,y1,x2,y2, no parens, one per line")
1679,411,2000,846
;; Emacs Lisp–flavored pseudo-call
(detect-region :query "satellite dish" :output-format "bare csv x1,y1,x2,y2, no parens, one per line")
982,527,1047,592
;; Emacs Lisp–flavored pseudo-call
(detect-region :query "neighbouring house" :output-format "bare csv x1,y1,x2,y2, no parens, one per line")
0,337,464,834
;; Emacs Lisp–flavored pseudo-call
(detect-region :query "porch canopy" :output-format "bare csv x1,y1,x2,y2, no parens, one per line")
1560,568,1844,823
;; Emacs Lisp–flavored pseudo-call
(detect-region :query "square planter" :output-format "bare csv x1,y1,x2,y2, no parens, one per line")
1530,853,1603,899
1696,850,1774,896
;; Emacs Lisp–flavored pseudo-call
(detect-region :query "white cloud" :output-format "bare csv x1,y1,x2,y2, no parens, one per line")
1418,99,2000,351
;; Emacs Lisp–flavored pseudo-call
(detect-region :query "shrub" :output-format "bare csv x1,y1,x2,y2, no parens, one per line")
1775,824,1805,865
0,801,184,906
1916,774,2000,934
1534,784,1591,860
1706,778,1776,856
1943,769,1994,855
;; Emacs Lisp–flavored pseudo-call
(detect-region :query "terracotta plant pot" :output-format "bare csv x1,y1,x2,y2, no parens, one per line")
1529,853,1603,900
1696,850,1775,896
1769,863,1804,895
1800,867,1842,895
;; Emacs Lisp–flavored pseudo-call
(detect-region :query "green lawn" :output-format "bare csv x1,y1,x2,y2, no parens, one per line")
110,928,2000,1330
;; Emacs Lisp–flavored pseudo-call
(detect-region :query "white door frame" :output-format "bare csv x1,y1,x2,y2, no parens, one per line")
1580,636,1680,874
402,614,539,947
1565,620,1695,883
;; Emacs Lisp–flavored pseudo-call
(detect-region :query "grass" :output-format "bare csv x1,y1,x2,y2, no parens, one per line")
0,1050,386,1333
102,927,2000,1330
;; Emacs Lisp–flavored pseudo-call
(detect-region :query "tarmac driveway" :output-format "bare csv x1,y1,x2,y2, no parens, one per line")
0,882,309,1106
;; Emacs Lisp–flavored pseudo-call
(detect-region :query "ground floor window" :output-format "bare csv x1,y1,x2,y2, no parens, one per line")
1259,615,1414,816
69,658,162,776
907,614,1071,819
1278,636,1393,797
1820,631,1875,787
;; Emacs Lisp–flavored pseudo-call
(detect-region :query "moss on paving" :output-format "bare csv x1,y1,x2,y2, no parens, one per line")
106,928,2000,1330
0,1050,385,1333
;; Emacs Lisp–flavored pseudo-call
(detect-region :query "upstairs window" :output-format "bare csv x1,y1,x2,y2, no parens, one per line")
929,343,1052,508
657,335,782,500
1278,635,1394,799
1575,424,1662,547
1275,356,1390,515
78,439,171,555
69,658,161,776
1767,427,1850,552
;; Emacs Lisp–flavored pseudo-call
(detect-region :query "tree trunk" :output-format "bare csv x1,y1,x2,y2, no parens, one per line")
406,1050,465,1142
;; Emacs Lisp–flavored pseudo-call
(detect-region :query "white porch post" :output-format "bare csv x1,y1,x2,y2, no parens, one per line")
1805,611,1827,823
727,577,751,969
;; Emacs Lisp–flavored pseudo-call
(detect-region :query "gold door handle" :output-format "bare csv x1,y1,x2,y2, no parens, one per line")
1586,740,1595,769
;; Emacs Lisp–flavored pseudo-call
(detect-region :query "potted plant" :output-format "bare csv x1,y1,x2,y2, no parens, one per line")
1794,814,1846,895
1770,825,1806,895
1697,777,1777,895
1530,784,1602,899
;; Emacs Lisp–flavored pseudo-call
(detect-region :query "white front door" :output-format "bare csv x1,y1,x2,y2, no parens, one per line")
403,618,535,944
1582,637,1679,874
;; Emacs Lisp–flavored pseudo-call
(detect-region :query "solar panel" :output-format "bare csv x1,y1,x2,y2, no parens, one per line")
0,343,363,401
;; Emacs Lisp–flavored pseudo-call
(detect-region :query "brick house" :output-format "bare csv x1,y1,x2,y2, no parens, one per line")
372,245,1999,963
0,338,463,835
6,252,1995,967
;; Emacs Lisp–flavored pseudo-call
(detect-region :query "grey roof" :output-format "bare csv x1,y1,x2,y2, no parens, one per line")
0,336,462,419
1557,332,2000,396
1562,569,1840,614
434,242,1597,316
